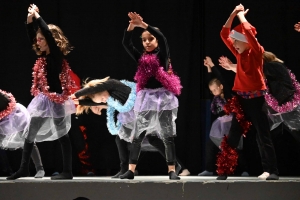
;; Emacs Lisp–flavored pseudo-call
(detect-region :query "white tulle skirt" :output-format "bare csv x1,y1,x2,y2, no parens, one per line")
22,94,75,142
0,103,30,149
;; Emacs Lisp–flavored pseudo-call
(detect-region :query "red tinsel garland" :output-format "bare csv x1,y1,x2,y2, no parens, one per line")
31,57,76,104
216,96,251,175
223,96,251,137
78,126,95,175
0,90,16,120
216,136,238,175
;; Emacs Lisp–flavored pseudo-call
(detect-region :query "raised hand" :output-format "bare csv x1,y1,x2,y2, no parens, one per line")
232,4,244,16
128,12,144,28
204,56,214,68
28,4,39,15
294,22,300,32
219,56,236,72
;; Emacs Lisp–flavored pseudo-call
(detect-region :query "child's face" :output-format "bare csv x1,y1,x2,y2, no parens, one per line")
36,32,49,53
209,83,223,96
141,31,158,52
91,91,110,103
231,38,249,54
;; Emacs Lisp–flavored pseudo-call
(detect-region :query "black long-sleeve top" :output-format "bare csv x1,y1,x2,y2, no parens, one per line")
263,61,295,105
75,79,131,106
26,17,63,94
122,25,170,89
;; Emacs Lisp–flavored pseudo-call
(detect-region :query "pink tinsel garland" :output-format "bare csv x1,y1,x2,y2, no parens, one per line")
31,57,76,104
0,90,16,120
265,70,300,113
134,54,182,95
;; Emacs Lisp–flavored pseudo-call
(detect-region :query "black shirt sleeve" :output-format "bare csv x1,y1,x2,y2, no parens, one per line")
75,82,113,98
35,17,61,59
79,99,107,106
122,29,141,63
26,22,36,47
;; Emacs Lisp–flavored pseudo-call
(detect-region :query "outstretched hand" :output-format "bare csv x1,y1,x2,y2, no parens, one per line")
294,22,300,32
218,56,233,71
128,12,144,28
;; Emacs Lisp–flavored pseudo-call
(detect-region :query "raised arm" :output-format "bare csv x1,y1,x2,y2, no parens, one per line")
74,82,113,99
236,11,263,55
122,12,143,63
26,5,38,46
30,6,61,58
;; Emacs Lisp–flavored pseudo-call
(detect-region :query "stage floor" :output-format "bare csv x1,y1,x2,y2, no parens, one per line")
1,176,300,200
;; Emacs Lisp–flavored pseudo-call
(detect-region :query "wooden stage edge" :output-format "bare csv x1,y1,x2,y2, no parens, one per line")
1,176,300,200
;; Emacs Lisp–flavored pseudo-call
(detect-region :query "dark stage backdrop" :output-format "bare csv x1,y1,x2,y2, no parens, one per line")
0,0,300,175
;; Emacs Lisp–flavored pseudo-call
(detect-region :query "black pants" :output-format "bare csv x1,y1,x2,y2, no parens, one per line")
227,96,278,175
116,133,177,167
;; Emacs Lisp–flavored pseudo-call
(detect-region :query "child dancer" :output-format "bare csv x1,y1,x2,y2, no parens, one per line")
221,52,300,179
218,4,278,180
7,4,76,180
120,12,182,180
0,89,45,178
72,77,185,178
198,57,247,176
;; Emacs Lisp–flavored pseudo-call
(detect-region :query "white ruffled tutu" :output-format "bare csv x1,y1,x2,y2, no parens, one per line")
209,115,243,149
22,94,75,142
118,88,178,143
0,103,30,149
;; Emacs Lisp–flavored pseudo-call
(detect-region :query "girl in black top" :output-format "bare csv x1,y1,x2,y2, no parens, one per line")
7,4,77,180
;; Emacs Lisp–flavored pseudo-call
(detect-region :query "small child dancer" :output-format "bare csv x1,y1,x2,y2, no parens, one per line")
198,57,247,176
0,89,45,178
120,12,182,180
7,4,76,180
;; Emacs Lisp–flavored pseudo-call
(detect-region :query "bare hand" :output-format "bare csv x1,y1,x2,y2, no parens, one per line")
204,56,214,68
218,56,233,71
128,12,144,27
232,4,244,16
90,105,108,115
294,22,300,32
28,4,39,14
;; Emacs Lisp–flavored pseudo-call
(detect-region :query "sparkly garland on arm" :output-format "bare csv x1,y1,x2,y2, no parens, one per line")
265,70,300,113
0,90,16,120
106,80,136,135
31,57,76,104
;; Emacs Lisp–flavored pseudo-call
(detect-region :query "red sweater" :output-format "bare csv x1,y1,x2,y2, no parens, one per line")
220,22,266,92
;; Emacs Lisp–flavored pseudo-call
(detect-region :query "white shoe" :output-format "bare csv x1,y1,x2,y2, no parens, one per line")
258,172,270,180
179,169,190,176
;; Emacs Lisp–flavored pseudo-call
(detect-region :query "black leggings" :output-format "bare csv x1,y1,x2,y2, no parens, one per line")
129,132,177,165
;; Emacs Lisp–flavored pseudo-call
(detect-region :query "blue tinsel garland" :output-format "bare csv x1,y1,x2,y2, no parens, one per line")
106,80,136,135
